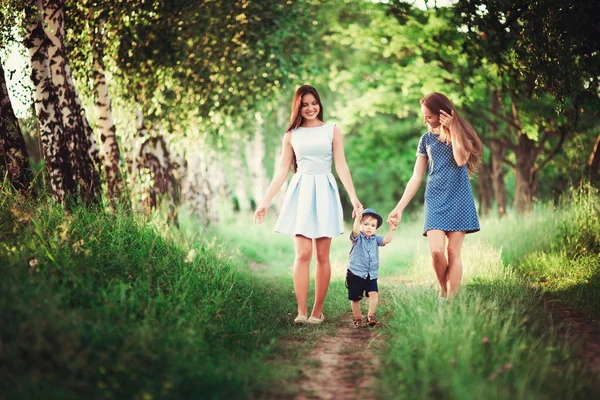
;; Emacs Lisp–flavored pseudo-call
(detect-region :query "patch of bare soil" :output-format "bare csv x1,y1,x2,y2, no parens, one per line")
294,314,382,400
545,297,600,385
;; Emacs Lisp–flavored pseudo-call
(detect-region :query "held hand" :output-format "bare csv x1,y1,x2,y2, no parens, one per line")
386,208,402,228
254,204,267,224
439,109,454,129
351,198,364,218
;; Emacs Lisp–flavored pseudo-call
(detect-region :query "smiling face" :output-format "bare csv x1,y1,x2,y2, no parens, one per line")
421,104,441,130
300,93,321,123
360,215,378,237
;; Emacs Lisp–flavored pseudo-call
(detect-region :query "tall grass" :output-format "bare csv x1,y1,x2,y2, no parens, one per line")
0,189,298,399
376,183,600,399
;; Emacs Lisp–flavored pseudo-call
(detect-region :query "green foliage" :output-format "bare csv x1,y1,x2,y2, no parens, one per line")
66,0,320,136
515,183,600,317
455,0,600,100
0,189,298,399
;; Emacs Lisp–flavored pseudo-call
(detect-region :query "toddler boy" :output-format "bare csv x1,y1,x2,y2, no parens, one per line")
346,208,396,327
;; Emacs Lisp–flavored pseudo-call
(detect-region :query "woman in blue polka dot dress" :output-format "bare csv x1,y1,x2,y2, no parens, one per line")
387,92,483,300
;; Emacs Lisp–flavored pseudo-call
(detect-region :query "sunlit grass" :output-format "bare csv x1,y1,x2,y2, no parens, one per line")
0,190,301,399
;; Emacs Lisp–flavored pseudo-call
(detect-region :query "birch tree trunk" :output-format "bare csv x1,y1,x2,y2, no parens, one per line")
231,138,251,211
245,112,268,207
93,18,123,205
183,150,218,225
44,0,101,204
24,0,72,202
271,105,289,211
0,56,33,193
138,133,179,225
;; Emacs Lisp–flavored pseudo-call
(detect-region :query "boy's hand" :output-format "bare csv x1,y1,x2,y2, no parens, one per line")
388,220,398,231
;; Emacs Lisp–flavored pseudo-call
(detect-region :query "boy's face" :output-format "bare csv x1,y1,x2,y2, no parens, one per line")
360,215,378,237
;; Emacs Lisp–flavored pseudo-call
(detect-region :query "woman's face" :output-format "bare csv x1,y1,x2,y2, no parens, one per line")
300,93,320,122
421,104,440,130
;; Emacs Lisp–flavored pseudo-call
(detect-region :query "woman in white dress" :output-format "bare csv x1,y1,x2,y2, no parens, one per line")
255,85,363,324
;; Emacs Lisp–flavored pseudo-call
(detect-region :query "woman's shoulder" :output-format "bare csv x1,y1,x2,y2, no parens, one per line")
418,131,431,142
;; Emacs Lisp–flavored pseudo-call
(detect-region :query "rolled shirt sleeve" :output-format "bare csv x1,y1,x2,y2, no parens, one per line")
416,133,428,158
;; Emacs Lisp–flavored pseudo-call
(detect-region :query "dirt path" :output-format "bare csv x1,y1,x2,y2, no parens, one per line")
544,297,600,385
294,313,382,400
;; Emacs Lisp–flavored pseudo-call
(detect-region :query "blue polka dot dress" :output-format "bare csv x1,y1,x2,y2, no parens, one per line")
417,131,480,236
274,123,344,238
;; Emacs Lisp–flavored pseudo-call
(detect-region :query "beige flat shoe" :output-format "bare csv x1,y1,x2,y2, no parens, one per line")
307,314,325,325
294,314,308,324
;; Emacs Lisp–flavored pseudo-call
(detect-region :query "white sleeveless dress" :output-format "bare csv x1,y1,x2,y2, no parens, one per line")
275,122,344,238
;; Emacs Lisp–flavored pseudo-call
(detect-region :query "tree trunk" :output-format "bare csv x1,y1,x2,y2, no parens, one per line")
476,158,493,217
489,141,508,217
24,0,72,202
93,18,123,206
489,90,507,217
514,134,539,213
271,105,288,212
44,0,101,204
138,134,179,225
183,150,218,225
231,138,251,211
588,132,600,185
245,112,268,207
0,56,33,193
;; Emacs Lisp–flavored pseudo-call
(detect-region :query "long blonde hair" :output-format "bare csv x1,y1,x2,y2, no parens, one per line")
420,92,483,174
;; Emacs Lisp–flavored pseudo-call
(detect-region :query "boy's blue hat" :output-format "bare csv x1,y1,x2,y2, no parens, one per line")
362,208,383,228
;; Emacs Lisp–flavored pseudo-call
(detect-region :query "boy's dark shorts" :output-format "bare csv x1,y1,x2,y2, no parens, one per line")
346,270,378,301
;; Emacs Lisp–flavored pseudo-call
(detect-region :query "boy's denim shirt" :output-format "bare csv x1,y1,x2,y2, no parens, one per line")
348,232,385,280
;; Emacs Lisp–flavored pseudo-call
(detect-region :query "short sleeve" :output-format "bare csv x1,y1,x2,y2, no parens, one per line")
416,133,428,158
350,232,359,242
376,235,385,247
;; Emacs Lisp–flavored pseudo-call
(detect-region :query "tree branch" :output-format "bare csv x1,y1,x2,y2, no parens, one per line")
534,128,567,174
503,157,516,169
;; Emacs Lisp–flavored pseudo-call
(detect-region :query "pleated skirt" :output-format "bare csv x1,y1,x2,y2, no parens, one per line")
275,173,344,239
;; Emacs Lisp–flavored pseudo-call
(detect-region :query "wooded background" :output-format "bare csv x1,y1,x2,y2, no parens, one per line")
1,0,599,224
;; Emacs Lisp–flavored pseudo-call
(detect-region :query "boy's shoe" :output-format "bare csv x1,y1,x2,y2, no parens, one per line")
294,314,308,324
307,314,325,325
353,318,363,328
367,315,377,326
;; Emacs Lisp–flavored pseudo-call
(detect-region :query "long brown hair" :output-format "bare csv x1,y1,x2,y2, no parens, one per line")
420,92,483,174
286,85,324,172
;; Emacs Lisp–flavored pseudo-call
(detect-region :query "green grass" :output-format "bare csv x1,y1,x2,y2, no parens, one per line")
378,245,593,399
0,190,300,399
2,181,598,399
376,183,600,399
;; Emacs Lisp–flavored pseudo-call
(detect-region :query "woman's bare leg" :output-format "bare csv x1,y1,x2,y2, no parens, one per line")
427,230,448,298
446,231,466,298
293,235,313,316
311,237,332,318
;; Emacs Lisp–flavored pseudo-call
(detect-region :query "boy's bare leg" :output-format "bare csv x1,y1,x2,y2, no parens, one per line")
312,237,332,318
351,300,362,320
367,292,379,317
426,230,448,298
293,235,313,316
